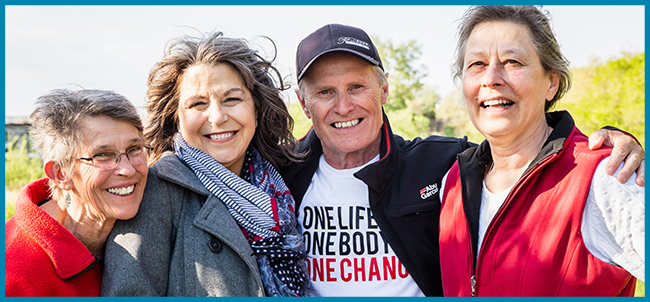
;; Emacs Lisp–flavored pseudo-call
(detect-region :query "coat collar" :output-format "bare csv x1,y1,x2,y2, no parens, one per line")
354,110,399,199
455,110,576,255
153,152,259,272
14,178,98,281
154,152,211,196
294,110,398,200
458,110,575,172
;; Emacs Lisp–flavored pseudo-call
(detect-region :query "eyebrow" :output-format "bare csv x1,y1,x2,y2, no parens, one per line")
90,137,145,153
222,87,246,97
500,48,525,56
183,87,246,103
465,48,525,58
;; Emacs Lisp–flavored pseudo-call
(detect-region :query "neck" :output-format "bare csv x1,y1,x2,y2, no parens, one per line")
322,135,381,170
484,121,552,193
42,198,115,258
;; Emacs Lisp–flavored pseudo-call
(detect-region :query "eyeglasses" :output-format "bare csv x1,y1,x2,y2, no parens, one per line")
77,145,152,170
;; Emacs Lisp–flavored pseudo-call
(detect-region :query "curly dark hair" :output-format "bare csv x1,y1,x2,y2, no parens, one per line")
145,31,302,169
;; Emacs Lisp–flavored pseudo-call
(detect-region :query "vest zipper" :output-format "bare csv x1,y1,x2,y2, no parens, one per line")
471,275,476,296
473,155,556,297
459,154,480,297
468,207,477,297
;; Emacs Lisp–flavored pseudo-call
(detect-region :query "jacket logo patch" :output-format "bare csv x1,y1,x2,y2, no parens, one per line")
420,183,438,200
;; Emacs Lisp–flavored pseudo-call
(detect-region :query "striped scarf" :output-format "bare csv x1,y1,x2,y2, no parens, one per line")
174,134,315,297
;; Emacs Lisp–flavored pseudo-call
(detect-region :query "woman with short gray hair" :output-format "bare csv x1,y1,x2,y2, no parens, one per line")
439,5,644,296
5,89,148,296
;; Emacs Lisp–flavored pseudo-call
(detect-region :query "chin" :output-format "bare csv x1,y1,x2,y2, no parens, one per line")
113,206,140,220
119,197,144,220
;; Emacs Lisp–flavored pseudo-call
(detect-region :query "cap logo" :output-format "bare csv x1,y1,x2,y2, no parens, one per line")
337,36,370,50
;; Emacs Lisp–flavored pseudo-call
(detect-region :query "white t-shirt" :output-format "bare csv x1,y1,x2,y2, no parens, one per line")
298,155,425,297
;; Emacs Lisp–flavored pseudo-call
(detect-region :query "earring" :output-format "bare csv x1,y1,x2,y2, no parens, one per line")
255,119,258,128
64,191,71,208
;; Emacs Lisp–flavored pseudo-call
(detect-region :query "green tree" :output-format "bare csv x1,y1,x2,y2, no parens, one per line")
435,89,484,144
374,37,428,111
5,136,45,221
374,37,440,138
557,52,645,148
5,136,44,191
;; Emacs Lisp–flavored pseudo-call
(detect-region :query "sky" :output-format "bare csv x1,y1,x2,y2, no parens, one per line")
5,5,645,118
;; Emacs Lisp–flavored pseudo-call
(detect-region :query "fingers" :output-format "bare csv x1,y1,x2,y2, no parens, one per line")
586,128,644,185
635,159,645,186
588,129,608,150
610,143,644,184
606,142,630,176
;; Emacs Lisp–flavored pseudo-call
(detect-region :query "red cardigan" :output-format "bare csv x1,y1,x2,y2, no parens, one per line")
5,178,101,296
440,117,635,296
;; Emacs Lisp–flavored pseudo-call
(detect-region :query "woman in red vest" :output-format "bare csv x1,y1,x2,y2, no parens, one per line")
439,5,644,296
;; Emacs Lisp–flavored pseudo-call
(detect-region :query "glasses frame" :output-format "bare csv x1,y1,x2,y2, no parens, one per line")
77,145,152,170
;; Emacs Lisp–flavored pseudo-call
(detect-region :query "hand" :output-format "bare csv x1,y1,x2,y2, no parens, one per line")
589,128,644,186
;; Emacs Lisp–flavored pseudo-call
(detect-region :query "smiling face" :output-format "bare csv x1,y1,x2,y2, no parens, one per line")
177,63,256,174
71,116,147,221
461,21,559,143
298,52,388,168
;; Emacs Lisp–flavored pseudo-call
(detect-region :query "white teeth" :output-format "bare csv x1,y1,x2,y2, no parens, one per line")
482,99,513,107
209,132,234,140
107,185,135,196
334,119,360,129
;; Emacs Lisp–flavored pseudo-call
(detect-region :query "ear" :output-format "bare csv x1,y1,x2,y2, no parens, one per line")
380,74,390,106
295,88,312,120
44,160,74,191
545,71,560,101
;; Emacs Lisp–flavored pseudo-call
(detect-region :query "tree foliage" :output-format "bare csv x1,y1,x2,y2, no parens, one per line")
374,37,428,111
557,52,645,147
5,136,45,191
375,37,440,139
435,89,484,144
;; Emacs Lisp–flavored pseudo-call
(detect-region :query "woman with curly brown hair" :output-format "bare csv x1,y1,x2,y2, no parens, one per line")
101,31,314,297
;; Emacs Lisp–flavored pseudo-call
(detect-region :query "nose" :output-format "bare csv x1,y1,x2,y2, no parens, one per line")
114,153,136,176
208,103,228,125
332,91,354,116
481,64,505,88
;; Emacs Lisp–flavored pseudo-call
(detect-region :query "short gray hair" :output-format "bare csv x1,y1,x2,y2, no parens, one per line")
452,5,572,111
29,89,142,199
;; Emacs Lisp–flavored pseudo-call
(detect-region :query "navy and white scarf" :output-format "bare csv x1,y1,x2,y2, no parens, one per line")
174,134,315,297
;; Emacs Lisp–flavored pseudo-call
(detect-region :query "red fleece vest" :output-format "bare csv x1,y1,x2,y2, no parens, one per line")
439,127,636,296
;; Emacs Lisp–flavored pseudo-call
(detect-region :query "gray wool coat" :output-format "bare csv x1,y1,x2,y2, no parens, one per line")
101,153,265,297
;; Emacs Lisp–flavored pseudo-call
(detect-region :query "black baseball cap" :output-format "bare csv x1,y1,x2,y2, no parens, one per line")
296,23,384,81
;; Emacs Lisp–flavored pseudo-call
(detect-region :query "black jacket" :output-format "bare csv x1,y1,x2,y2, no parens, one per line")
280,113,471,296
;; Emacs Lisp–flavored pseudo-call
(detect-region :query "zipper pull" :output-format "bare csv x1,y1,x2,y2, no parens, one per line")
471,275,476,296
